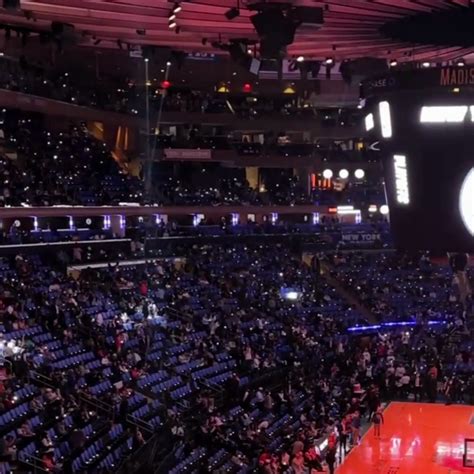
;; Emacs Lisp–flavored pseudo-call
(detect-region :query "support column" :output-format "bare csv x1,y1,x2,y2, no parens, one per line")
110,215,126,237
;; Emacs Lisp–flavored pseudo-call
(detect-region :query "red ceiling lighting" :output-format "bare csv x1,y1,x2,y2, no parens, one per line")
161,80,171,89
243,82,252,93
0,1,472,62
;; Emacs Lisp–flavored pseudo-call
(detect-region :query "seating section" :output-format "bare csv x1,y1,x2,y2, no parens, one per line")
0,245,471,473
331,252,468,321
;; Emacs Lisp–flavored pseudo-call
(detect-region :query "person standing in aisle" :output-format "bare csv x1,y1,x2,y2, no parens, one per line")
372,406,384,439
351,411,361,446
326,446,337,474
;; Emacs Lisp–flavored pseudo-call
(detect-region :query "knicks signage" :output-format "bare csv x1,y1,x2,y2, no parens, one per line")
440,67,474,86
163,149,212,161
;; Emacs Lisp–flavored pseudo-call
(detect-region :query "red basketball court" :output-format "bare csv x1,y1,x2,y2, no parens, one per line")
337,402,474,474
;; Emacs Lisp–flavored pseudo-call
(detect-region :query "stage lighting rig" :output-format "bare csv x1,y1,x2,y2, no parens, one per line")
247,2,323,59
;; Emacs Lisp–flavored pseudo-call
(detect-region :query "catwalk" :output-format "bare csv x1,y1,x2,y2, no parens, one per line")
337,402,474,474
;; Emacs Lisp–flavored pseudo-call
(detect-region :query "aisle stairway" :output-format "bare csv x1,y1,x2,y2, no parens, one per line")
321,260,378,324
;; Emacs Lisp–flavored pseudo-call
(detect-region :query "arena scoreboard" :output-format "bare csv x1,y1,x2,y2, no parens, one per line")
362,66,474,252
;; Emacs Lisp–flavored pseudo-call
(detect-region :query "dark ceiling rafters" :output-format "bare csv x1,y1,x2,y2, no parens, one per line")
0,0,468,62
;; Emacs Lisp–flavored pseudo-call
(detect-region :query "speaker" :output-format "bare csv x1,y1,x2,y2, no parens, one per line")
51,22,76,45
3,0,20,10
293,6,324,26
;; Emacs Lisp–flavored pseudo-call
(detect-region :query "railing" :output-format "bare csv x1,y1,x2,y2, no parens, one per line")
30,369,114,417
125,413,154,435
17,451,49,474
29,370,56,389
116,432,162,474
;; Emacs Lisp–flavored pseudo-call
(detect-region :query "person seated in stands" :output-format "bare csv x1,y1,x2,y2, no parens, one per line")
17,421,35,438
42,452,62,473
0,435,17,461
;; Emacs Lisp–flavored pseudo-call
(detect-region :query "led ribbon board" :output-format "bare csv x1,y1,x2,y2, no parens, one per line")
460,168,474,236
393,155,410,205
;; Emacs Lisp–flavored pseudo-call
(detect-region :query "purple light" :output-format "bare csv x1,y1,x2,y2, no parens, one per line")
348,325,381,332
103,215,111,230
347,320,447,333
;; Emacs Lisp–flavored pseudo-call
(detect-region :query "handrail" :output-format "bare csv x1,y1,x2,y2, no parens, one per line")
126,413,154,435
29,370,56,388
18,451,49,474
79,393,114,415
164,305,193,322
30,369,114,416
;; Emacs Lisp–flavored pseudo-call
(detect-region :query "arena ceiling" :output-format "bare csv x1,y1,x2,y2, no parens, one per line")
1,0,474,63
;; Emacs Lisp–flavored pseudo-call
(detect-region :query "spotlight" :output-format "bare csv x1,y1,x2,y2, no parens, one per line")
322,169,333,179
168,20,177,29
168,12,176,21
325,57,334,65
389,59,397,67
457,59,465,67
354,169,365,179
296,55,304,62
172,2,181,13
166,61,172,67
422,61,430,68
225,7,240,20
21,31,29,46
339,169,349,179
380,204,389,215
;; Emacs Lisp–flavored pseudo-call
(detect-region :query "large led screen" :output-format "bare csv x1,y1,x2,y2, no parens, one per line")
368,92,474,252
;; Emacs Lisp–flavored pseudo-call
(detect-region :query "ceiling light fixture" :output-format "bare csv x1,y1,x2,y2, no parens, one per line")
225,7,240,20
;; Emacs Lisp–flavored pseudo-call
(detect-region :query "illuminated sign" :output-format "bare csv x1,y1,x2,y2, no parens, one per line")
393,154,410,204
460,168,474,236
420,106,468,123
163,149,212,160
440,67,474,86
379,101,392,138
364,113,374,131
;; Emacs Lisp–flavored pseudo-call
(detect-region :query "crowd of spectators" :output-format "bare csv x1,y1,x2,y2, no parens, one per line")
0,56,361,125
329,252,472,322
0,120,142,207
0,112,383,208
0,242,472,473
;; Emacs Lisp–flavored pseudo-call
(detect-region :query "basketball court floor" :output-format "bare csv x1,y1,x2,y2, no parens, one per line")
337,402,474,474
